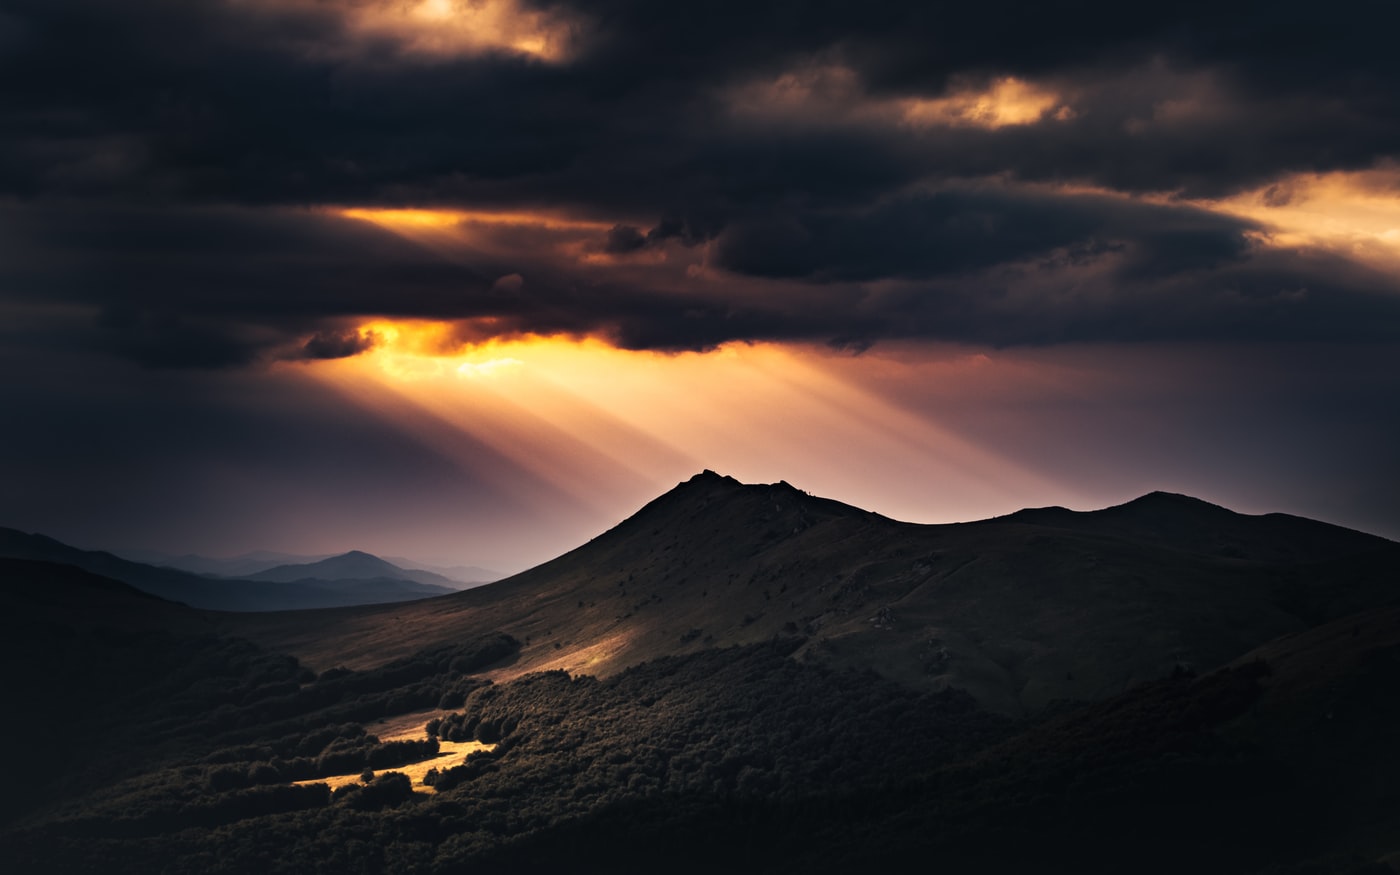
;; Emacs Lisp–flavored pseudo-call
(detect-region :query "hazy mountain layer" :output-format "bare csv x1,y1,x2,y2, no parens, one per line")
248,551,461,590
0,530,455,611
115,549,337,579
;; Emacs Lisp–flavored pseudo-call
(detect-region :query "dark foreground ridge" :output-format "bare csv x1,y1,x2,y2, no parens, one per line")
218,472,1397,714
2,473,1398,873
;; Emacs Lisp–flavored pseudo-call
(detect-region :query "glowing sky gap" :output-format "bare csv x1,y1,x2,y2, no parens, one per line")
303,327,1079,538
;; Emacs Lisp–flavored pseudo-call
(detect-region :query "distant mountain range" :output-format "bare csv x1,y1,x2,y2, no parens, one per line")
244,551,461,590
0,528,475,611
116,548,501,585
113,548,339,579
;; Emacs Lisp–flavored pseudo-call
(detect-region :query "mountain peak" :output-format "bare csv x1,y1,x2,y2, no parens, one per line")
1133,489,1223,505
683,469,742,488
640,470,747,508
1108,490,1236,518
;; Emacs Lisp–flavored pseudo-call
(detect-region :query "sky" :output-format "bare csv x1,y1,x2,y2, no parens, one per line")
2,0,1399,572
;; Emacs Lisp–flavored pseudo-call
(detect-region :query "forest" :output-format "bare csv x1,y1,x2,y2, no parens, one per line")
3,604,1397,874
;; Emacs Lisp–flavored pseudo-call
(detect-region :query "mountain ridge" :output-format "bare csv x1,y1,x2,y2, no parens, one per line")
220,473,1399,716
6,472,1398,872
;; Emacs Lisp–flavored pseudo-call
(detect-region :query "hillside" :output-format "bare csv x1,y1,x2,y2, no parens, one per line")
0,530,458,611
223,471,1400,715
5,474,1400,873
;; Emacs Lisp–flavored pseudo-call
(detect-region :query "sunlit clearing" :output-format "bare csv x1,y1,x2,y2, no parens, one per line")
1206,166,1400,268
293,740,495,794
902,77,1072,129
298,323,1075,528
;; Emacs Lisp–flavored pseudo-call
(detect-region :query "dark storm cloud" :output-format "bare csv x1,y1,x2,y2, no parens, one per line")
4,189,1400,368
2,0,1400,363
297,328,380,361
711,187,1254,282
94,307,263,370
5,0,1399,208
0,202,504,366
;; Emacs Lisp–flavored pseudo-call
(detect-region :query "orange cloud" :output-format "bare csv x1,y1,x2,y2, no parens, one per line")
234,0,585,62
724,65,1072,131
901,77,1073,129
1204,165,1400,268
334,205,620,268
337,206,609,234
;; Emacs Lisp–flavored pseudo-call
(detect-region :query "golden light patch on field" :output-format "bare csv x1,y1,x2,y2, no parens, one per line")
370,708,458,743
489,630,640,682
293,740,496,794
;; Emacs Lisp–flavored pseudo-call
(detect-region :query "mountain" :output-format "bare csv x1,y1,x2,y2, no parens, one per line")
223,471,1400,715
116,547,494,587
248,551,463,590
999,490,1387,563
5,473,1400,873
116,549,338,579
0,529,456,611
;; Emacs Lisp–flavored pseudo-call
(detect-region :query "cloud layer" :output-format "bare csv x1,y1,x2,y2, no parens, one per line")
3,1,1399,365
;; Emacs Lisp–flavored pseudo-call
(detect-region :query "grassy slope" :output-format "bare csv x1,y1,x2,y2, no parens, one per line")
219,472,1400,715
5,489,1400,873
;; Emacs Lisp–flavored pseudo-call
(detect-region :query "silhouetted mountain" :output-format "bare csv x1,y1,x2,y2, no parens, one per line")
0,529,457,611
117,548,493,587
224,471,1400,715
4,473,1400,873
1001,490,1387,563
117,549,337,579
249,551,462,590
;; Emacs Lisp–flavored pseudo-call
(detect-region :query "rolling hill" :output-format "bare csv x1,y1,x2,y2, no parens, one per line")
223,471,1400,715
